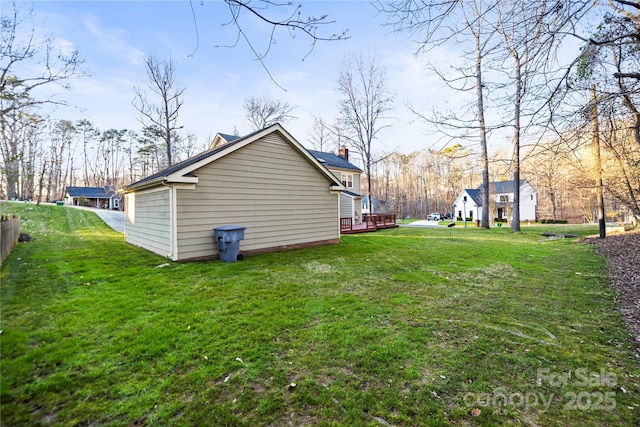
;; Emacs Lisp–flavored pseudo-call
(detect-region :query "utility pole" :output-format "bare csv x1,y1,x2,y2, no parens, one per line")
591,84,606,239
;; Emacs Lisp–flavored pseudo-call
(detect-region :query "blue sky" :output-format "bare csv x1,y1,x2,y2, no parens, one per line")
12,1,494,156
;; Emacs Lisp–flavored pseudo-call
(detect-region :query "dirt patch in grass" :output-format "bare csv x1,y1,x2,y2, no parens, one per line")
581,230,640,356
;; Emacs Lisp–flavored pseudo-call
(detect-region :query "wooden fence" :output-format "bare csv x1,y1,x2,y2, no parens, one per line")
1,215,20,265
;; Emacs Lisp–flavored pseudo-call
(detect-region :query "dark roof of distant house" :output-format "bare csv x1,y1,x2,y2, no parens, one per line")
308,150,362,172
476,179,528,194
66,186,115,198
218,133,240,142
464,188,483,205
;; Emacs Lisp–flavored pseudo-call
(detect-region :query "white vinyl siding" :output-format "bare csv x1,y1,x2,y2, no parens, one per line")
174,134,339,260
519,183,537,221
125,187,171,257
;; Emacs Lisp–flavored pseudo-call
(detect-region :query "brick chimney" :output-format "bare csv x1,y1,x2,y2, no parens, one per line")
338,146,348,162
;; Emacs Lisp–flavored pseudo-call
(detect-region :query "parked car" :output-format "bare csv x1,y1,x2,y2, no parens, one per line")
427,212,441,221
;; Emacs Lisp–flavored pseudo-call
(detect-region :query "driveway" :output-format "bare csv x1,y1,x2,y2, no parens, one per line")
68,205,124,233
401,220,444,228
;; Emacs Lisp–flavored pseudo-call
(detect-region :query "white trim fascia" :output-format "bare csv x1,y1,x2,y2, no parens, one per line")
169,184,178,261
337,192,341,240
165,175,199,184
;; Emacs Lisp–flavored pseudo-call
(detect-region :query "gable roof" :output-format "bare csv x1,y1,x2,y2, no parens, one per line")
209,132,241,150
217,133,240,142
477,179,529,194
66,186,115,198
459,179,535,207
308,150,362,172
126,124,344,192
463,188,483,205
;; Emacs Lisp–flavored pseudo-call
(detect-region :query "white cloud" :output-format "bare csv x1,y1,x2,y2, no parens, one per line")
82,17,146,66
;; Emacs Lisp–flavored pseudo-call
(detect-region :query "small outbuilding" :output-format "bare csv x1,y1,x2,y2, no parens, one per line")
123,124,344,261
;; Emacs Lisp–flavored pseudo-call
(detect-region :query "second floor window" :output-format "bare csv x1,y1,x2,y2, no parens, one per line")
342,173,353,189
499,195,509,202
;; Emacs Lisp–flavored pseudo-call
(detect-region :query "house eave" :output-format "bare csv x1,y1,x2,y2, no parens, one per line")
330,185,345,194
124,177,166,193
165,174,199,185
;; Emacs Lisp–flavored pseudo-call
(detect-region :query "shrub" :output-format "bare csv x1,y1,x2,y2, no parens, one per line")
540,218,568,224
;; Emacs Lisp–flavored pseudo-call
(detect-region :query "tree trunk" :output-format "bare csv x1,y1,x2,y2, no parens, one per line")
511,56,522,232
591,84,606,239
476,31,490,229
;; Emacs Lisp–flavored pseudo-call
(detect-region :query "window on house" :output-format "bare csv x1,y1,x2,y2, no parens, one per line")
341,173,353,188
499,195,509,202
113,198,119,208
531,194,533,200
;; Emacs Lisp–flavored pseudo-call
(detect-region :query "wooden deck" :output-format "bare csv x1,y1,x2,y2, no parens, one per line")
340,214,398,234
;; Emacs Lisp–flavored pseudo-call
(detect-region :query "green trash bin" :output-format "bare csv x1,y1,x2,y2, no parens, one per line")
56,201,64,206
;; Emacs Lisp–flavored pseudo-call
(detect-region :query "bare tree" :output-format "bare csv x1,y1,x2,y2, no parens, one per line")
75,119,99,186
308,115,349,153
133,53,185,167
556,1,640,224
335,52,394,214
211,1,349,87
243,96,296,130
1,2,82,199
492,0,596,231
385,0,498,228
307,116,331,151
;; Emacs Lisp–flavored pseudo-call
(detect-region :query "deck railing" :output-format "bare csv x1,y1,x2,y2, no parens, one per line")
340,217,353,233
341,214,397,234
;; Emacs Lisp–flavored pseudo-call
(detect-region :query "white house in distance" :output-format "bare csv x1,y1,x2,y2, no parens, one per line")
453,179,537,223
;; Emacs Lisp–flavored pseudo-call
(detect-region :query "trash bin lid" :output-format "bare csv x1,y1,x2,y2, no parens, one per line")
213,225,247,231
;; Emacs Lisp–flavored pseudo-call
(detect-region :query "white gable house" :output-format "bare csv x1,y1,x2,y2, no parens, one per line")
453,180,537,223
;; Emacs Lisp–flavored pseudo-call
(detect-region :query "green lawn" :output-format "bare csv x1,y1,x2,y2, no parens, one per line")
1,202,638,426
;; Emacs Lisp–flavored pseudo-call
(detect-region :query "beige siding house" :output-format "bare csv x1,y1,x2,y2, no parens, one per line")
308,147,363,225
124,124,344,261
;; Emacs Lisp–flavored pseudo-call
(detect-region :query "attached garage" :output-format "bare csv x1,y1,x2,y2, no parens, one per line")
124,124,344,261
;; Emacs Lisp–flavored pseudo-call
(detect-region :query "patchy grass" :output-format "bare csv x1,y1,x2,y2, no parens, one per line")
1,202,638,426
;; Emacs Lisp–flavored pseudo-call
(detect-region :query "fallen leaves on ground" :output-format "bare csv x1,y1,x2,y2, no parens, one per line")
581,230,640,356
